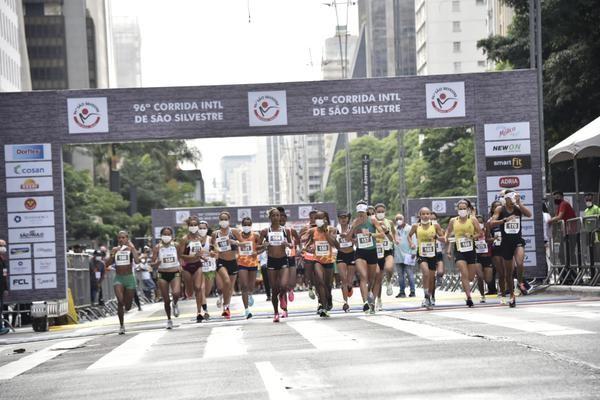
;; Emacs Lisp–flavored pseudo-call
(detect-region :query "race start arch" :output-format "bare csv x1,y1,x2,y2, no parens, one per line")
0,69,543,303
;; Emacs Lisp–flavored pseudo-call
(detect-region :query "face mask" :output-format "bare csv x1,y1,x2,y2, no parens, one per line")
189,226,199,234
161,235,172,243
458,209,468,218
554,199,561,205
198,229,208,237
586,201,593,208
315,219,325,227
242,226,252,234
479,223,485,230
499,197,506,206
0,246,6,254
396,219,403,226
219,220,229,228
376,212,385,220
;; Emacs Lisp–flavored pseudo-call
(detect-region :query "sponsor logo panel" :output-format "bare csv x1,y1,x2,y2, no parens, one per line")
484,122,531,141
8,227,56,243
487,190,534,206
9,244,31,259
5,161,53,178
34,258,57,274
248,91,288,127
35,274,57,289
9,259,32,275
524,252,537,267
522,221,535,236
485,155,531,171
4,144,52,162
175,210,190,225
486,175,533,191
67,97,109,133
425,82,466,119
7,196,54,213
8,211,55,228
6,176,53,193
10,275,32,290
523,236,536,252
34,242,56,258
484,140,531,156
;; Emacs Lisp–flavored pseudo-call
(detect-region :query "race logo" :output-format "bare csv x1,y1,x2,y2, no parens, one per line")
425,82,465,119
67,97,109,134
24,198,37,210
248,91,288,127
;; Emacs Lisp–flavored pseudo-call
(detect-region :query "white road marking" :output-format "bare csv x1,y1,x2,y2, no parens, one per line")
203,326,246,358
360,315,473,341
287,320,363,350
255,361,292,400
0,337,93,380
439,311,594,336
576,302,600,308
523,306,600,320
87,330,165,370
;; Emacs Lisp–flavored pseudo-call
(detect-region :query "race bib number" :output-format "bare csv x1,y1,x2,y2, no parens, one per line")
239,241,253,256
188,241,201,256
339,236,353,249
216,236,231,252
383,239,392,251
475,240,488,254
420,242,435,258
162,255,176,264
268,231,284,246
436,241,444,253
376,243,384,259
357,233,373,249
457,237,473,252
115,250,130,266
493,231,502,247
504,219,521,234
202,257,217,272
315,241,330,257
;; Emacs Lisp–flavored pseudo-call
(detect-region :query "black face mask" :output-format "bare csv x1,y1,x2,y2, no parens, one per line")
554,199,562,205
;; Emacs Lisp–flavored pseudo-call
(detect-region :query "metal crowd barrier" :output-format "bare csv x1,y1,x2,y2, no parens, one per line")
545,216,600,286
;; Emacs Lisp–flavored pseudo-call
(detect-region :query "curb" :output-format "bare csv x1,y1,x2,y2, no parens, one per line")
536,285,600,297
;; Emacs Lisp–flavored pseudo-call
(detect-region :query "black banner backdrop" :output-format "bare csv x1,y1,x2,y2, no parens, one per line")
0,69,544,302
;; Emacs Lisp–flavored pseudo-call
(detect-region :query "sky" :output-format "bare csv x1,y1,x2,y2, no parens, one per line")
110,0,359,192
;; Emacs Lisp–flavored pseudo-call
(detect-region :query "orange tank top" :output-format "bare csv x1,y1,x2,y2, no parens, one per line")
313,228,335,265
237,232,258,267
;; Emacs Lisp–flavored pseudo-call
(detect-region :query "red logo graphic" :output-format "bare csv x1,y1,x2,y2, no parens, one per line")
73,101,101,129
24,198,37,210
499,177,520,188
431,87,459,114
253,95,280,122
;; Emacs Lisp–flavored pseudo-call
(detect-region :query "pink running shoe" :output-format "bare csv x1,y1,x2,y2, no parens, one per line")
273,313,280,323
288,289,295,302
279,293,288,310
281,310,288,318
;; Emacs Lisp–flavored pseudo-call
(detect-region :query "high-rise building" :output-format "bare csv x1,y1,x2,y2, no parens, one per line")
220,155,261,206
0,0,31,91
112,16,141,88
487,0,514,37
415,0,488,75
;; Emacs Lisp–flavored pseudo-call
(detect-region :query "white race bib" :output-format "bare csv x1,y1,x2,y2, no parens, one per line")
238,241,253,256
159,246,179,269
475,240,488,254
188,241,201,256
376,242,384,259
419,242,435,258
94,271,101,280
268,231,284,246
202,257,217,272
493,231,502,246
356,233,373,249
383,239,392,251
436,240,443,253
115,250,131,266
457,237,473,252
504,219,521,234
315,241,330,256
339,236,353,249
216,236,231,252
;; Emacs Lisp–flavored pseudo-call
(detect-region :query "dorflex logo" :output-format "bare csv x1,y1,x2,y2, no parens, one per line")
4,144,52,162
248,91,288,127
67,97,109,134
484,122,531,142
425,82,466,119
485,140,531,156
5,161,53,178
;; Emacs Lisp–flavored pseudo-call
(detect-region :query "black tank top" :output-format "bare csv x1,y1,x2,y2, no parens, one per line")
499,206,522,238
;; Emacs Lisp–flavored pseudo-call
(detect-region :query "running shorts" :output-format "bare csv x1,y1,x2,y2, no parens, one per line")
355,248,378,265
267,256,289,270
287,256,296,268
479,256,493,268
217,258,239,276
183,262,202,275
417,256,437,271
454,248,478,265
499,237,526,261
435,252,443,263
238,265,258,271
113,274,137,290
158,271,180,283
336,250,356,266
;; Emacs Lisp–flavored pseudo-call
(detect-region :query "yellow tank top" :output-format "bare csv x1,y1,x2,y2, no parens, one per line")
416,223,436,257
454,217,475,252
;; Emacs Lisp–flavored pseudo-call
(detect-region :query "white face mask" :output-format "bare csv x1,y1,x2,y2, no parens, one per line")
315,219,325,227
219,220,229,229
376,212,385,220
0,246,6,254
421,218,430,224
161,235,172,243
458,209,468,218
396,219,403,226
242,226,252,234
189,226,199,234
586,201,593,208
499,197,506,206
198,228,208,237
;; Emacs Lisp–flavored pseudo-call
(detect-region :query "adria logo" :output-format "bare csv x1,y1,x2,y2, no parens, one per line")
499,177,520,188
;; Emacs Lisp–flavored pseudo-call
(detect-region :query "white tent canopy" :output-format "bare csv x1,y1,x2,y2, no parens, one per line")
548,116,600,163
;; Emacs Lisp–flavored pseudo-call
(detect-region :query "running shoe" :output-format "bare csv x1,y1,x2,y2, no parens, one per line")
347,286,353,297
396,292,406,298
308,287,316,300
367,291,375,305
436,275,443,287
204,312,210,320
518,282,528,296
273,313,280,323
409,292,416,297
245,309,252,319
322,309,330,318
363,302,370,312
281,309,288,318
196,314,204,323
119,325,125,335
480,295,486,304
279,293,288,310
369,303,375,314
266,296,271,302
386,279,393,296
466,298,474,308
222,307,231,320
431,297,436,306
376,297,383,311
425,297,433,310
166,319,173,329
173,302,180,318
249,295,254,307
421,299,428,308
343,302,350,313
216,294,223,309
326,300,333,311
499,295,506,305
509,296,516,308
288,289,295,302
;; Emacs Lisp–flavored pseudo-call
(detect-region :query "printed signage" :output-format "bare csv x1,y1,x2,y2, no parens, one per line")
6,177,53,193
5,161,53,178
524,252,536,267
34,258,57,274
34,242,56,258
7,196,54,213
362,154,371,204
67,97,109,133
248,91,288,127
484,140,531,156
35,274,57,289
8,227,56,244
9,259,32,275
487,190,534,206
425,82,466,119
484,122,531,141
9,244,31,260
486,175,533,191
4,144,52,162
523,236,536,251
485,155,531,171
175,211,190,225
237,208,251,221
8,211,55,228
10,275,32,290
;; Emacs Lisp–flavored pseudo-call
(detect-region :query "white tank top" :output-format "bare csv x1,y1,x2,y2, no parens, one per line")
158,245,180,270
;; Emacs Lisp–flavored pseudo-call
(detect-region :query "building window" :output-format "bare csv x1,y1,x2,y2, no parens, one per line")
453,41,461,53
452,0,460,12
452,21,461,32
476,0,485,4
454,62,462,73
478,60,486,67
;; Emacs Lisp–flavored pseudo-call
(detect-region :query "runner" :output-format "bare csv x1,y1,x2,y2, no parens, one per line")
408,207,445,309
374,203,396,311
151,227,182,329
278,206,301,305
105,231,141,334
305,210,339,317
345,200,387,314
300,210,318,303
260,208,291,322
430,212,446,305
197,221,216,320
212,211,241,319
178,216,206,323
491,190,532,307
474,214,491,303
336,211,356,312
237,216,262,319
445,199,483,307
488,200,505,300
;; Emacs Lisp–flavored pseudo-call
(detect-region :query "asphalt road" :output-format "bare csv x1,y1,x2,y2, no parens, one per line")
0,290,599,399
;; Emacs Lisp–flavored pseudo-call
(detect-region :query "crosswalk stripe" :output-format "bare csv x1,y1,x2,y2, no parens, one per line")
360,315,474,341
203,326,246,358
255,361,292,400
87,330,165,370
522,307,600,320
287,320,363,350
439,311,595,336
576,303,600,308
0,337,93,380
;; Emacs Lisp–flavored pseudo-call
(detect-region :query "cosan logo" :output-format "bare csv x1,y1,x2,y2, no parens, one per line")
19,230,44,240
492,143,522,152
13,164,47,175
499,177,520,188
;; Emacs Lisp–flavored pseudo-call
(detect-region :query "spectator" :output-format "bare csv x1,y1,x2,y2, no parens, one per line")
89,250,105,306
549,191,576,224
393,214,417,298
135,254,156,301
584,193,600,217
